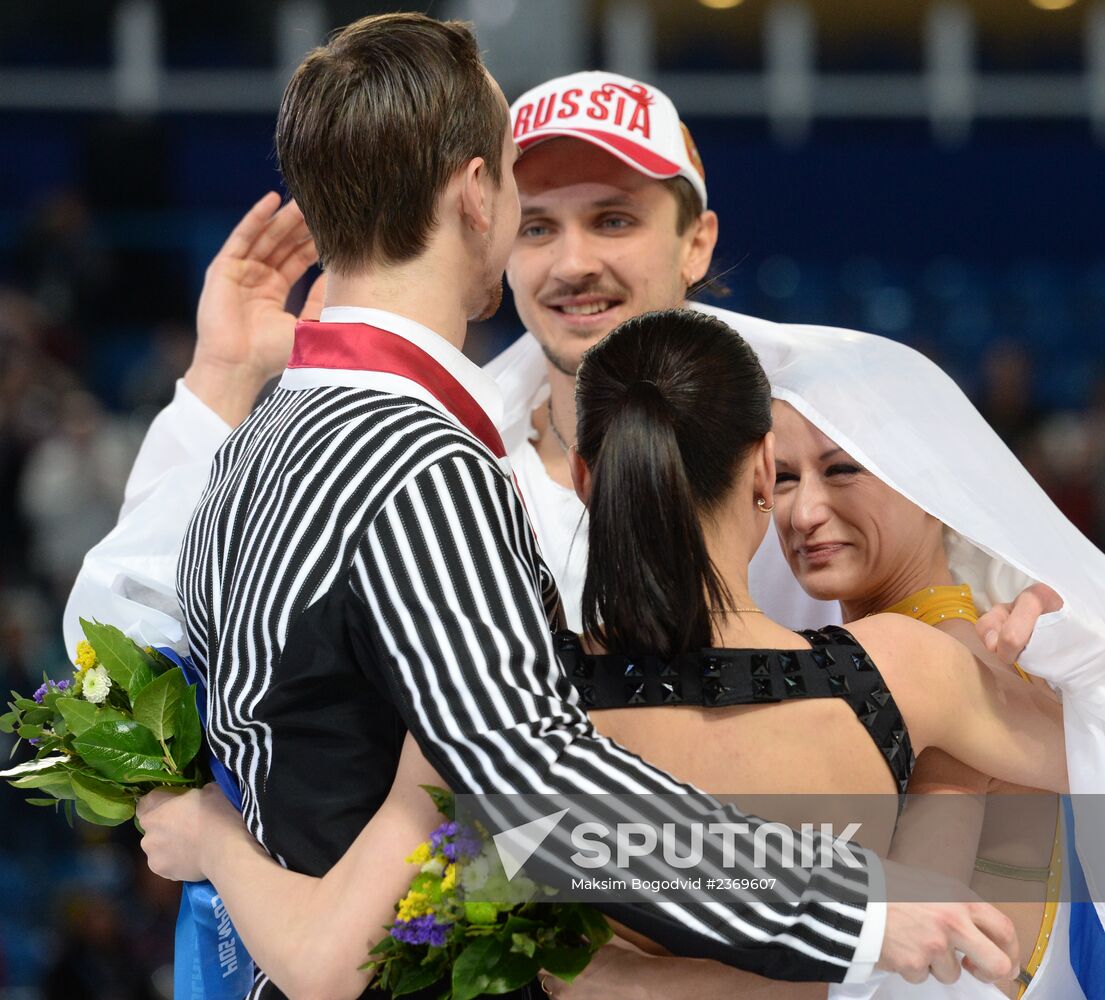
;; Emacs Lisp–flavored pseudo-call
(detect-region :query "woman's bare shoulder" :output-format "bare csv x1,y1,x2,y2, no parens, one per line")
843,614,975,750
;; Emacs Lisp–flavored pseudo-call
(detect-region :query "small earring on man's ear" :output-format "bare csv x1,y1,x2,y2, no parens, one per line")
756,496,775,513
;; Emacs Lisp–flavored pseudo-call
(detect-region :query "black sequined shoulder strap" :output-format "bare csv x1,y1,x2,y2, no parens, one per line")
556,627,915,795
798,626,915,795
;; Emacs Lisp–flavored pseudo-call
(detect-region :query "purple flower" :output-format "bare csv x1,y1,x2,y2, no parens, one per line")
28,738,40,746
453,832,483,861
391,914,451,948
32,679,71,703
429,821,458,853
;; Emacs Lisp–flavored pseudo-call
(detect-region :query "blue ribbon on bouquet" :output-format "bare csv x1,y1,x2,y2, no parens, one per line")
156,646,256,1000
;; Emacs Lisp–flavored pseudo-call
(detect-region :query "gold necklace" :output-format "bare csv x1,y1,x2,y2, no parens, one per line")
709,608,765,615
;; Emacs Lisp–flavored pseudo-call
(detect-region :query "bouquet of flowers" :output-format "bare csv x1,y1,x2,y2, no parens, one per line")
0,619,204,826
364,786,612,999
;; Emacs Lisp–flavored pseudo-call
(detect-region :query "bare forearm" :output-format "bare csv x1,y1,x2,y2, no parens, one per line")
203,829,346,999
202,739,442,1000
890,749,987,886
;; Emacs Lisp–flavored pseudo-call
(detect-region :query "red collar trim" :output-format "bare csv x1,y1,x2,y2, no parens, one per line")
289,320,506,459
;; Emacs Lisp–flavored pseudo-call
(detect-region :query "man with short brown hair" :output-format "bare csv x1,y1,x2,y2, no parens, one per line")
277,13,507,273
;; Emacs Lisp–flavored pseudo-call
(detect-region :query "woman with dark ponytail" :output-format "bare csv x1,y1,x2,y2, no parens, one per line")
575,309,772,660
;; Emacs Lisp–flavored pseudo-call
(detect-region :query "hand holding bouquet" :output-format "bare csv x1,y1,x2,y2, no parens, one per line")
0,620,204,825
365,786,611,999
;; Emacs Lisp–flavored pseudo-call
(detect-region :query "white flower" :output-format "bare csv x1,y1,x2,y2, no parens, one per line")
82,666,112,705
420,858,445,877
459,854,491,892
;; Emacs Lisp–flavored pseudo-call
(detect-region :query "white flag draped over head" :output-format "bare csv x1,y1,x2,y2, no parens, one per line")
694,302,1105,999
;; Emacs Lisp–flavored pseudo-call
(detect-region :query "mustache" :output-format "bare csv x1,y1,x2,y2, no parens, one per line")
538,282,628,305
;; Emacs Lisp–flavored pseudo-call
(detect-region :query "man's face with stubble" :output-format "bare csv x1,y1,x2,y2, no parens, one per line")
506,138,714,376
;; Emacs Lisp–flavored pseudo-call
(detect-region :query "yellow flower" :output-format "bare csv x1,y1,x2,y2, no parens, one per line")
396,890,434,921
405,842,432,866
441,864,456,893
74,641,97,672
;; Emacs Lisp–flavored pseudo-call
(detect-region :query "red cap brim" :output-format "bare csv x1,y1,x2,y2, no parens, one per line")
517,127,682,179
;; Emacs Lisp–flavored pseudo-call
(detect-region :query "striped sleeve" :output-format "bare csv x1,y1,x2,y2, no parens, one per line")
349,448,879,984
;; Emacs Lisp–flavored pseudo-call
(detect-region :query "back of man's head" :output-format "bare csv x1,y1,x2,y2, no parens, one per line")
277,13,507,275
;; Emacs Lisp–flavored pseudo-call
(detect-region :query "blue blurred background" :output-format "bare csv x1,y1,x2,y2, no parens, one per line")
1,1,1103,996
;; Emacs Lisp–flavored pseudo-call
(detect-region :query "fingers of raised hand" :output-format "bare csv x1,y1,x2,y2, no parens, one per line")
274,234,320,289
243,199,309,270
979,583,1064,665
217,191,283,261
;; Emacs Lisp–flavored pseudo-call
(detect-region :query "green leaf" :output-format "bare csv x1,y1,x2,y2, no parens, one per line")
57,699,126,738
132,669,187,742
483,951,540,994
419,784,455,819
16,724,43,740
533,945,593,982
146,647,180,675
79,619,155,700
70,772,136,822
56,698,100,736
12,696,40,712
510,932,537,958
0,710,20,733
575,905,612,947
11,771,77,799
503,915,542,935
26,797,60,807
72,720,172,784
73,794,132,827
451,936,506,1000
171,685,202,770
128,769,195,786
392,963,445,996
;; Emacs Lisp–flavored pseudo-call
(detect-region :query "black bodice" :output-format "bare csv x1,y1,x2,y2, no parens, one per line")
555,625,916,795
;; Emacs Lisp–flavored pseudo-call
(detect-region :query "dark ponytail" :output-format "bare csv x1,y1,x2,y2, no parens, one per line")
576,309,772,659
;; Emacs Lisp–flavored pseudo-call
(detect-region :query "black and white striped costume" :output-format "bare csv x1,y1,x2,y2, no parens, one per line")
178,307,884,997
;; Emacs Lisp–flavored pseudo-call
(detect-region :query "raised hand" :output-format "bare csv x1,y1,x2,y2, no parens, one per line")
185,192,324,426
977,582,1063,667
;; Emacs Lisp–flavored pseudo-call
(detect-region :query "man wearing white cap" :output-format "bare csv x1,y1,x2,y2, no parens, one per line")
491,71,834,632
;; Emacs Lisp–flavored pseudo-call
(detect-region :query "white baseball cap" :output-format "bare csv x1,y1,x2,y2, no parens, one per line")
510,70,708,209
